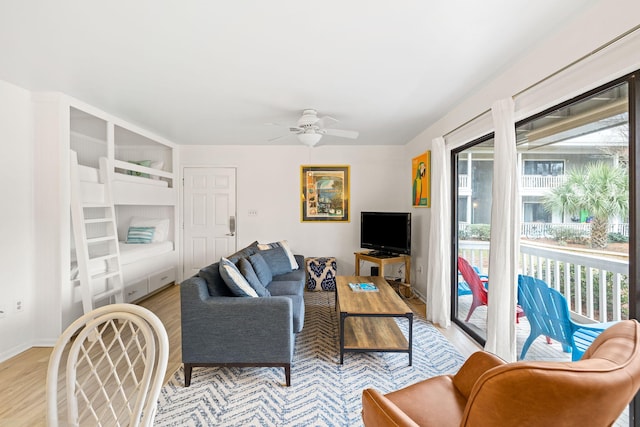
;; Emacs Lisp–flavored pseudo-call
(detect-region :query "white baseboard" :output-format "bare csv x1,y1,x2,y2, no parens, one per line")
0,339,56,364
0,343,33,364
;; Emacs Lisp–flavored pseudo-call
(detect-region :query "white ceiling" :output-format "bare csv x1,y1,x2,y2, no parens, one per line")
0,1,598,146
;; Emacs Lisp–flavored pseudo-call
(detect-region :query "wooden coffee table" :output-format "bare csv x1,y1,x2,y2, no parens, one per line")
335,275,413,365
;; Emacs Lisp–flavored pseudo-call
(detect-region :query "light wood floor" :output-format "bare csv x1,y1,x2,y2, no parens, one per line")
0,283,479,426
0,284,182,427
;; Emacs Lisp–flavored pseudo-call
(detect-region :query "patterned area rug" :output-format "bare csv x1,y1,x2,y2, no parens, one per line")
154,291,465,426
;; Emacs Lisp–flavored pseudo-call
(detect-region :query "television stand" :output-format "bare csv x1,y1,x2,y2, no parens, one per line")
366,250,395,258
354,251,411,297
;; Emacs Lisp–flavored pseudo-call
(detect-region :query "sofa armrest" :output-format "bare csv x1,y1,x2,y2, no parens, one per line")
180,277,294,364
452,351,505,399
362,388,420,427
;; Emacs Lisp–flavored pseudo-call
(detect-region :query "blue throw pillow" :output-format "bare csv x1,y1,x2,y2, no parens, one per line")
218,257,258,297
237,257,270,297
248,253,273,286
259,246,292,276
126,226,155,244
226,241,260,264
257,240,299,270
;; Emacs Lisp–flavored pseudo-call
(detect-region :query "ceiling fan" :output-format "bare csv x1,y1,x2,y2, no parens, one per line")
267,109,359,146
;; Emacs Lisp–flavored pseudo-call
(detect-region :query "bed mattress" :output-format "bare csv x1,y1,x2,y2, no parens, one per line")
70,241,174,279
119,241,174,264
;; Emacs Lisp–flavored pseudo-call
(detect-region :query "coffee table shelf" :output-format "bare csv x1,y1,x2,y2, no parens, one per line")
336,276,413,365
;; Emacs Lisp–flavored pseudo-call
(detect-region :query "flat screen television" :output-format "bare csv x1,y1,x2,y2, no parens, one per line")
360,211,411,256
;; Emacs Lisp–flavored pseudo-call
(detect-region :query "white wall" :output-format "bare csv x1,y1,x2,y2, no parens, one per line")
0,80,34,361
405,0,640,300
180,144,413,280
1,0,638,362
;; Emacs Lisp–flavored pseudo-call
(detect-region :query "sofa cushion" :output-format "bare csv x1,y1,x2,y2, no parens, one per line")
267,280,304,297
259,246,292,276
219,257,259,297
248,253,273,286
198,262,233,296
280,294,305,333
227,240,260,264
258,240,299,270
237,257,271,297
270,264,306,283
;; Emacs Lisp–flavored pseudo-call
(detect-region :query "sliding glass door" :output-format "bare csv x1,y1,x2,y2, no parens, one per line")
452,136,494,344
451,72,639,425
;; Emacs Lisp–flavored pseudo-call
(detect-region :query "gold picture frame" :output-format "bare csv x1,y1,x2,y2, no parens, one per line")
301,165,350,222
412,151,431,207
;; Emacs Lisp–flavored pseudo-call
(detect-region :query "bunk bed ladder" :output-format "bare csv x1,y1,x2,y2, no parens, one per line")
70,151,124,315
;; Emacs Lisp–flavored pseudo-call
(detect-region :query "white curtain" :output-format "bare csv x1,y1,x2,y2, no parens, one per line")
484,98,520,362
426,136,451,327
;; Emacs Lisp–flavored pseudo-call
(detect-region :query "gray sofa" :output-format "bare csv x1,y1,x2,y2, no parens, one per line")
180,253,305,386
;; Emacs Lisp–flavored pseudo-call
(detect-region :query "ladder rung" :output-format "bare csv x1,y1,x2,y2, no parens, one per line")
88,253,119,263
91,270,121,281
84,218,112,224
93,288,122,302
83,203,110,208
86,236,118,244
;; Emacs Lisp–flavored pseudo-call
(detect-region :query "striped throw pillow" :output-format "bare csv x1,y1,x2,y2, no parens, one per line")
126,226,156,244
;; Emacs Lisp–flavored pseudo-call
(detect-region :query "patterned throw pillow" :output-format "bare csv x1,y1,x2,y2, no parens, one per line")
126,226,155,244
126,160,152,178
129,217,170,242
218,257,259,297
257,240,299,270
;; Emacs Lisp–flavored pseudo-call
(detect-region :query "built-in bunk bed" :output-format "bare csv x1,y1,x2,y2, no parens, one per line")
69,108,179,314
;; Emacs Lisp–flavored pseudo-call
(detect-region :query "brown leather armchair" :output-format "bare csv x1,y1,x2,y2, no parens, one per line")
362,319,640,427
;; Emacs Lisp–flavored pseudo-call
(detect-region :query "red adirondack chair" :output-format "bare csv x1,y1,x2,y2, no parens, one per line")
458,256,488,321
457,256,524,323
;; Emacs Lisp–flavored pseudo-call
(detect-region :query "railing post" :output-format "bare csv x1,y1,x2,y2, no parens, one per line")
599,270,608,322
586,268,594,319
575,265,583,316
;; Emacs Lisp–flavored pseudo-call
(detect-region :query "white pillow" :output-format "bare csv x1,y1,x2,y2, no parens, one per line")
150,160,164,170
257,240,298,270
219,257,259,298
129,217,170,243
149,161,164,180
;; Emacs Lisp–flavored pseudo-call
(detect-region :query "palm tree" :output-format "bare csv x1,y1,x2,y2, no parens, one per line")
543,162,628,248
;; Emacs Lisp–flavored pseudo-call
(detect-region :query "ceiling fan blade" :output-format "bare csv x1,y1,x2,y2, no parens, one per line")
316,115,339,129
268,134,292,142
323,128,359,139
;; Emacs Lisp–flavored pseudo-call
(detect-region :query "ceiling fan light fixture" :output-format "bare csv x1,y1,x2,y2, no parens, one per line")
297,132,322,147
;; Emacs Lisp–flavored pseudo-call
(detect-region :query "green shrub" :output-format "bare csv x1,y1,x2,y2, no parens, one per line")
458,227,471,240
608,232,629,243
468,224,491,241
549,226,588,244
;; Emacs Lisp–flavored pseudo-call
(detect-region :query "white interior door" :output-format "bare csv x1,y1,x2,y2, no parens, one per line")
183,167,237,278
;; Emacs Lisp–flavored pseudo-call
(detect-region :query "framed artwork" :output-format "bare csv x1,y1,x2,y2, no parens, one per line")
412,151,430,207
301,165,350,222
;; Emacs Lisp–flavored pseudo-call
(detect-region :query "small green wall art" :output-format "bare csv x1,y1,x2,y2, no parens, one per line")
412,151,431,207
301,165,350,222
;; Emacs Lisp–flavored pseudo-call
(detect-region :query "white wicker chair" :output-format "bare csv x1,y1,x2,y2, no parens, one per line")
46,304,169,427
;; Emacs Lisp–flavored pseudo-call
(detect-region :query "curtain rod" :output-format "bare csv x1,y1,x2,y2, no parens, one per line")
443,24,640,139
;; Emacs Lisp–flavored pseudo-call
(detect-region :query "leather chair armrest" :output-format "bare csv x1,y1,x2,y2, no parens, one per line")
452,351,505,399
362,388,420,427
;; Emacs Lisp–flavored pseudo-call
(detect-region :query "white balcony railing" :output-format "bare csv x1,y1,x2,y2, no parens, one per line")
521,222,629,239
459,174,565,190
458,240,629,323
521,174,566,189
458,174,469,189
